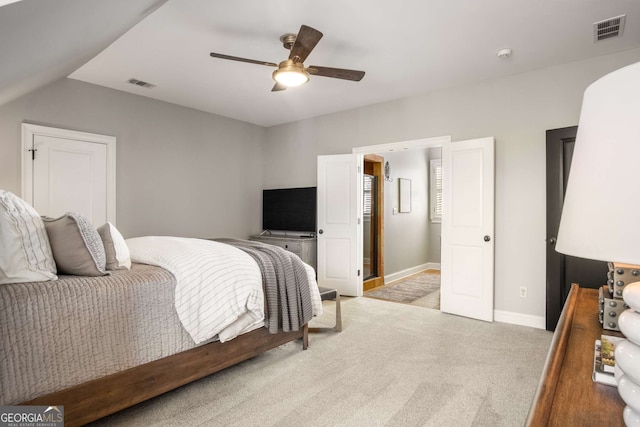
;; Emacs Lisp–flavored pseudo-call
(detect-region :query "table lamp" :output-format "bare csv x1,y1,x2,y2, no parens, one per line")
555,60,640,426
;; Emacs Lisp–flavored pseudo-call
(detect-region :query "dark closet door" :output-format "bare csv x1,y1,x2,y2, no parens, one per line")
546,126,609,331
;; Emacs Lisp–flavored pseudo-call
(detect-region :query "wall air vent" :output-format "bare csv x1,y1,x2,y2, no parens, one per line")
593,15,626,42
127,78,156,89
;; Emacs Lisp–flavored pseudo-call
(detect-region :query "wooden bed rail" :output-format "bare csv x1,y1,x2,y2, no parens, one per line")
23,325,308,426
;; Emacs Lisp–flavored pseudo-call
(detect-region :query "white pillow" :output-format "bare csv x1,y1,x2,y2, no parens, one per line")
0,190,57,284
97,222,131,270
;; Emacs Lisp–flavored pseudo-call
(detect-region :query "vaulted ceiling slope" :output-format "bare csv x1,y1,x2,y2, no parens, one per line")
3,1,640,127
0,0,168,107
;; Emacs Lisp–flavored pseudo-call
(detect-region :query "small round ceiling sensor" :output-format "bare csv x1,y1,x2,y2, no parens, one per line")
497,48,513,58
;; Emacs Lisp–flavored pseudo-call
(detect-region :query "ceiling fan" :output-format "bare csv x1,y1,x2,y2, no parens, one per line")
209,25,365,92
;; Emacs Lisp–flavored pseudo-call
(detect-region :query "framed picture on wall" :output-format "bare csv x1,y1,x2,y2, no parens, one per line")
399,178,411,213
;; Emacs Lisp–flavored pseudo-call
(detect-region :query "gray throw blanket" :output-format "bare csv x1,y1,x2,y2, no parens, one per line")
214,238,312,333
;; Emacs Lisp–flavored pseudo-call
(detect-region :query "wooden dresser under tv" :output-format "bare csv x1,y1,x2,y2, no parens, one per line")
526,284,626,426
249,234,317,271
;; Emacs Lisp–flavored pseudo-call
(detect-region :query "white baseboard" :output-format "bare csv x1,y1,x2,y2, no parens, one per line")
385,263,432,283
383,265,544,330
426,262,440,271
494,310,546,330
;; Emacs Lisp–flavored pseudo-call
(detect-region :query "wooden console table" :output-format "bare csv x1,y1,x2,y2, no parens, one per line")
526,284,625,426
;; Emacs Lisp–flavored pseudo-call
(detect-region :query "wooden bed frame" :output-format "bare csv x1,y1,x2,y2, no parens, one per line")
22,325,308,426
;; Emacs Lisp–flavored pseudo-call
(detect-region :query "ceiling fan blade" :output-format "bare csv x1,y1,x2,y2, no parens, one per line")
308,66,365,81
209,52,278,67
289,25,323,63
271,82,287,92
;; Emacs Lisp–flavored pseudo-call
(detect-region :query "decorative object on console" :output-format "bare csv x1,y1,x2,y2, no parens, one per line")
601,334,626,373
610,263,640,298
620,283,640,348
618,282,640,417
554,61,640,425
593,339,617,387
601,282,630,331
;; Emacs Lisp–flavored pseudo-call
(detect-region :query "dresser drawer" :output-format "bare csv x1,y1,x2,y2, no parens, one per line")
282,241,302,256
259,239,301,256
249,235,317,270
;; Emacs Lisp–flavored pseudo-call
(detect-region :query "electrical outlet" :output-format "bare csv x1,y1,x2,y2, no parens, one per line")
393,207,398,215
520,286,527,298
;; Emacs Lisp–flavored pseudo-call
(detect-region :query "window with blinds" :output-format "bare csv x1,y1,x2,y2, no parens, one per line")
363,175,374,216
430,159,442,222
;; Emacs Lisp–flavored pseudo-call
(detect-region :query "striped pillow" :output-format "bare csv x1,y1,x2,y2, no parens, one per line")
43,212,109,277
0,190,57,284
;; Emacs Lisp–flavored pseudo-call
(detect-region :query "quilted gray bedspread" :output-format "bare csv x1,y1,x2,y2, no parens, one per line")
0,264,196,405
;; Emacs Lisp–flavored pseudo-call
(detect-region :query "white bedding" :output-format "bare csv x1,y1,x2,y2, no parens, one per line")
126,236,322,344
127,236,264,343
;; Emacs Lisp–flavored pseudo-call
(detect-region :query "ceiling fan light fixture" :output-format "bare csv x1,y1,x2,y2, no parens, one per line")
210,25,365,91
273,60,309,87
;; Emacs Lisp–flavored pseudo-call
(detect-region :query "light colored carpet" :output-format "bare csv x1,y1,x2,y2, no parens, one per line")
366,271,441,310
90,297,552,427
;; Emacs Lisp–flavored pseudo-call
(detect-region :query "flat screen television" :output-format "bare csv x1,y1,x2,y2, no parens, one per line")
262,187,317,233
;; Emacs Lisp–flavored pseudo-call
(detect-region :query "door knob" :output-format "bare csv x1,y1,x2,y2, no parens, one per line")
318,229,324,234
484,235,491,242
549,237,557,245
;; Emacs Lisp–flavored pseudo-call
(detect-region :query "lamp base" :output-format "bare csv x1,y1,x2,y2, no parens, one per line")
616,282,640,422
625,406,640,427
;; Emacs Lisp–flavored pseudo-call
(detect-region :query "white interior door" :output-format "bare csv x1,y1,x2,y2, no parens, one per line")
22,124,116,226
317,154,363,296
440,137,495,321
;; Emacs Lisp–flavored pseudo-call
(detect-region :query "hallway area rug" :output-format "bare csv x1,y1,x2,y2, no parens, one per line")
365,270,440,308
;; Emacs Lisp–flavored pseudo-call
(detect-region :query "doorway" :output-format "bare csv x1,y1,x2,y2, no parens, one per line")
353,140,449,297
363,155,384,291
546,126,608,331
22,123,116,226
318,134,496,325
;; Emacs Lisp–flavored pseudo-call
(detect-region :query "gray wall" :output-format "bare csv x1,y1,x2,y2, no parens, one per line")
262,48,640,320
0,78,265,239
376,149,430,275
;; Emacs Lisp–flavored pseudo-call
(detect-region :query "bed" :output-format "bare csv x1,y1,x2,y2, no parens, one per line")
0,191,321,426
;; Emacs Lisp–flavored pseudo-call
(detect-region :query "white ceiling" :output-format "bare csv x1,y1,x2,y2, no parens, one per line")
62,1,640,127
0,0,167,107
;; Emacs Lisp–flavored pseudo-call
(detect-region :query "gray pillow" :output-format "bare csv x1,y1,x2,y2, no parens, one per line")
43,212,109,276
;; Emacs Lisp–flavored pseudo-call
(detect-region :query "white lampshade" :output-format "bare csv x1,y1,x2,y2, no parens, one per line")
555,61,640,264
556,61,640,424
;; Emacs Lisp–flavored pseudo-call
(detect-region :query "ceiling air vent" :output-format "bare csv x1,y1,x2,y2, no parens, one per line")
127,78,156,89
593,15,626,42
